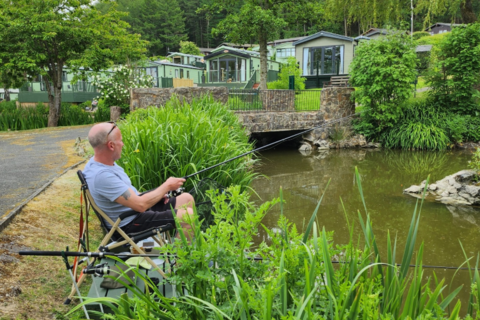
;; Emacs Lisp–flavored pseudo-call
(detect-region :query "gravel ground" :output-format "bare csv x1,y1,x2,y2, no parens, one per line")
0,125,92,218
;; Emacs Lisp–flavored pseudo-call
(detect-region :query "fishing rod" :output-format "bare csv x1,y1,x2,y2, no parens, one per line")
182,110,365,180
20,250,480,272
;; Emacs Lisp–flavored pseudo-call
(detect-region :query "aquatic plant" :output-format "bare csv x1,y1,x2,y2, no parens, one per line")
117,95,257,193
68,168,480,319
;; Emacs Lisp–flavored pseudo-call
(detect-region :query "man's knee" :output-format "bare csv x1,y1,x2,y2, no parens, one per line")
176,192,194,207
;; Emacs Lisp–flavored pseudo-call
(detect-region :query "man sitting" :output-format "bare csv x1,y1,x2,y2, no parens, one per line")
83,121,194,237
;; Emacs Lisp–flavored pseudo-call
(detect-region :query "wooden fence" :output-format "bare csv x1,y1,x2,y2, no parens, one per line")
173,78,194,88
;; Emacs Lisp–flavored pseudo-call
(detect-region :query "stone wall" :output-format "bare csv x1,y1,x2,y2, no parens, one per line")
130,87,228,111
236,111,325,133
261,90,295,111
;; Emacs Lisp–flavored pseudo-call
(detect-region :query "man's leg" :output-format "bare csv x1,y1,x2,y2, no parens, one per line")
174,193,195,241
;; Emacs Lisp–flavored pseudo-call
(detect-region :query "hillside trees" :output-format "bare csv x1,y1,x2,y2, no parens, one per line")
324,0,477,36
130,0,187,56
0,0,147,127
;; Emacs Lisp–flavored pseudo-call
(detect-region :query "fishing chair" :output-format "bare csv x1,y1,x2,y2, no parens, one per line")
65,170,176,304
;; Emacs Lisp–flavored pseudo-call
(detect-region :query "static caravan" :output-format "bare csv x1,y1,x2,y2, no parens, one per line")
202,46,281,88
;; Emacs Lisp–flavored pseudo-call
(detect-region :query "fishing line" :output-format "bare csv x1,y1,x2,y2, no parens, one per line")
183,110,365,180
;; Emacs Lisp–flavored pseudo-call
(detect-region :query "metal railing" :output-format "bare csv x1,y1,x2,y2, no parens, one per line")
294,89,321,111
227,89,322,112
228,89,262,111
206,70,248,83
243,71,257,89
20,81,98,92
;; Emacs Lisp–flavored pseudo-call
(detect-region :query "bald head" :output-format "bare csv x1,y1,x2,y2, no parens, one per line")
88,122,115,149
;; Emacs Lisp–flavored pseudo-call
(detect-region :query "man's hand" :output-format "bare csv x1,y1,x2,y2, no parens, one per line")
162,177,186,192
163,194,170,204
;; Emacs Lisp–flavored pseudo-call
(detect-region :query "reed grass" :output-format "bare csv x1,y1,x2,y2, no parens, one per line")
0,101,106,131
69,168,480,319
117,95,257,193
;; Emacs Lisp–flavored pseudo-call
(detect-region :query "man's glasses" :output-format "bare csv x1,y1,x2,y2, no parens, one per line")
106,121,117,137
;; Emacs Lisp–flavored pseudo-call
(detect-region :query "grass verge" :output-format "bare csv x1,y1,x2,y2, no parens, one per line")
0,164,103,320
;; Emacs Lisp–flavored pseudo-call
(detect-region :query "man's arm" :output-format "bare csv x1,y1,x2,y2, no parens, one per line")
115,177,185,212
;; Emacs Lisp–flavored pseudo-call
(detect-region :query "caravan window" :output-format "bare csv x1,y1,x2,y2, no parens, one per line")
303,45,344,76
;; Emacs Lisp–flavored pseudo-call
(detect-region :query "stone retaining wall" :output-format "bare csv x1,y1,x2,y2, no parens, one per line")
261,90,295,111
130,87,228,111
236,111,325,133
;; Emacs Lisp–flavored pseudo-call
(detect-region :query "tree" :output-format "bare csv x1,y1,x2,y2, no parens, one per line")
213,1,305,90
130,0,187,56
179,41,202,56
0,0,147,127
0,69,25,102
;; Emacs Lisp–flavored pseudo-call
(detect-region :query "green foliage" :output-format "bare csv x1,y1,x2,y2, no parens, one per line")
0,102,103,131
93,99,112,123
69,168,475,319
179,41,202,56
129,0,187,56
267,57,305,90
469,148,480,174
427,23,480,114
350,29,417,132
412,31,431,40
58,103,95,127
91,64,153,113
0,0,148,127
117,96,256,192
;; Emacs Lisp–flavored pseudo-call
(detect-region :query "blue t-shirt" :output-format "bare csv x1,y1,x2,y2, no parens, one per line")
83,158,139,227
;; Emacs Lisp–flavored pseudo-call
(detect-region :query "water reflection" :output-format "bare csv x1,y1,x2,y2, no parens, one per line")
252,148,480,305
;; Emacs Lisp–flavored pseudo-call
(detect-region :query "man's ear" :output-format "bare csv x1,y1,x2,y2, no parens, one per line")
106,140,114,151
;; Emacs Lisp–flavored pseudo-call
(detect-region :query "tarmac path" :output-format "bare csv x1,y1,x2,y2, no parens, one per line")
0,125,92,220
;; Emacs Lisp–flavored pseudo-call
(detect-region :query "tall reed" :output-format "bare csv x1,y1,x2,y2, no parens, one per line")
117,95,257,192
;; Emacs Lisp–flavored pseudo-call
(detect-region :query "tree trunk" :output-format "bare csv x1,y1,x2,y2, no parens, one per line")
259,31,268,90
46,62,64,127
3,88,10,101
461,0,477,23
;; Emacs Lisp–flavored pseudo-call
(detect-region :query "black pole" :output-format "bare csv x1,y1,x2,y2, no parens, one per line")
19,251,162,258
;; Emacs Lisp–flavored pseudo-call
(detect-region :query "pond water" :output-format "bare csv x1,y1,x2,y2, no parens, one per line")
251,148,480,304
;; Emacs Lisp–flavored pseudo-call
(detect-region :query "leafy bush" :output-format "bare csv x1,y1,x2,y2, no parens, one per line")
58,103,95,126
469,148,480,173
0,100,16,113
179,40,202,56
92,99,111,122
427,23,480,114
349,29,417,132
91,64,153,113
267,56,305,90
117,95,256,193
412,31,430,40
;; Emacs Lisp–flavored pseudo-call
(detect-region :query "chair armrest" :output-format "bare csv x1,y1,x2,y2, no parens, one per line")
119,210,138,220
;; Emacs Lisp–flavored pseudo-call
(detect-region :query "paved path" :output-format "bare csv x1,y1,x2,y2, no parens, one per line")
0,125,92,219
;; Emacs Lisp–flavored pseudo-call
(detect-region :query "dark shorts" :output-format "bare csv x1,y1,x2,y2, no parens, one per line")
122,197,177,234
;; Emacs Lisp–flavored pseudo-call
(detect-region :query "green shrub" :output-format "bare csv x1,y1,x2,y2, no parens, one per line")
117,95,257,193
469,148,480,174
350,28,417,132
427,23,480,114
0,104,48,131
58,103,95,126
0,100,16,113
267,56,305,90
412,31,430,40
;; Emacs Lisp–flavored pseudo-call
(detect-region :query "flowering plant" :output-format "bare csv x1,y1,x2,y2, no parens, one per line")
91,65,153,110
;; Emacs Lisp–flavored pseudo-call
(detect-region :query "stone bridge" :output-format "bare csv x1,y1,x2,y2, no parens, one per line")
129,87,355,134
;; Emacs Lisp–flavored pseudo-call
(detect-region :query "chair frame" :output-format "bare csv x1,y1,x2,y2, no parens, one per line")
66,170,174,304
